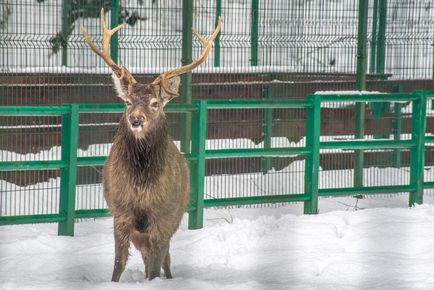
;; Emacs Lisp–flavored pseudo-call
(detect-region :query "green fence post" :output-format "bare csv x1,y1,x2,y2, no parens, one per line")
392,102,402,167
409,93,427,206
261,85,273,173
188,100,207,229
304,95,321,214
214,0,222,67
181,0,193,155
61,0,72,66
251,0,259,66
354,0,369,188
392,84,403,167
110,0,120,64
371,0,388,139
58,105,79,236
376,0,387,74
369,0,378,74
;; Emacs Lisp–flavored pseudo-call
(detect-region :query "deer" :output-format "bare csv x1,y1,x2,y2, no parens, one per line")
81,8,221,281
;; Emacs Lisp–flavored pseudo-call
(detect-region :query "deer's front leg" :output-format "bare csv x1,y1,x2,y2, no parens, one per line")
111,218,130,282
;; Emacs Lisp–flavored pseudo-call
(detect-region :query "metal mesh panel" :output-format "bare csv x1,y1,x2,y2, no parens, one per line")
318,99,414,191
204,106,307,202
0,171,60,216
385,1,434,80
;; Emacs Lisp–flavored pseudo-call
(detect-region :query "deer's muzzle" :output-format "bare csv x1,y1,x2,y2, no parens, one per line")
129,115,146,128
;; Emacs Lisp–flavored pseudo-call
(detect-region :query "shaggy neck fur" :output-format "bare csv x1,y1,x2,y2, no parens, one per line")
114,114,168,187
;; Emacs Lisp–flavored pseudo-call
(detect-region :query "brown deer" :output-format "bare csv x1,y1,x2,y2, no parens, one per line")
81,9,221,281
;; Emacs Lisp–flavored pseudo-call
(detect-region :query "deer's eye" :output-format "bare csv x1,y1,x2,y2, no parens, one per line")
125,100,132,107
150,101,160,110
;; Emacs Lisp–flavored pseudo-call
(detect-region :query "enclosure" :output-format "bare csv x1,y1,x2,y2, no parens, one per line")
1,0,434,234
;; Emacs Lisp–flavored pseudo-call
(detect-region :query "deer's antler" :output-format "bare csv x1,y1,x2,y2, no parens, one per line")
80,8,136,84
152,17,223,96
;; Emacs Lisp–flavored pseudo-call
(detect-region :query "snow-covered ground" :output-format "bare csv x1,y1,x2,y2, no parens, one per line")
2,196,434,290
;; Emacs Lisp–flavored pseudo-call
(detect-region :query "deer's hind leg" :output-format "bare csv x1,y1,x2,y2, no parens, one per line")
147,241,170,280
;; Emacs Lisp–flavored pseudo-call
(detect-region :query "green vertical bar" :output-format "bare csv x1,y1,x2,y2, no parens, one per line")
110,0,120,64
354,0,369,187
392,102,402,167
369,0,381,135
392,84,403,167
376,0,387,74
371,0,388,133
369,0,378,74
304,95,321,214
188,100,207,229
376,0,390,138
261,85,273,173
251,0,259,66
214,0,222,67
181,0,193,154
61,1,72,66
58,105,79,236
409,93,427,206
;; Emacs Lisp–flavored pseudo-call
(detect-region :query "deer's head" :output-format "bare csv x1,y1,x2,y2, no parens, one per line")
81,9,222,138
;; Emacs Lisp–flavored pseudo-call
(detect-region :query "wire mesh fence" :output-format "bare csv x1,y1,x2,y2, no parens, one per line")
1,0,434,216
1,0,433,76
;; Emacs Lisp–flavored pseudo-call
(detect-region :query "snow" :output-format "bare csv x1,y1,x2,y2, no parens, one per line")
2,197,434,289
315,91,383,95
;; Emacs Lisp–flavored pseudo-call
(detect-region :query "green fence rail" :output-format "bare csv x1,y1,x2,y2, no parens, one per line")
0,91,433,235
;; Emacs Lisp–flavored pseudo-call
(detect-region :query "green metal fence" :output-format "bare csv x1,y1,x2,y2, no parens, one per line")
0,91,433,234
1,1,434,234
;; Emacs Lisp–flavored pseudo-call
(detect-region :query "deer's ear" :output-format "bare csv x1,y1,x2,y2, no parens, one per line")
153,76,181,106
111,73,129,101
165,76,181,97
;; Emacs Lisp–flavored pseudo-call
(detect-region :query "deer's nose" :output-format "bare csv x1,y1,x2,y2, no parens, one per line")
128,113,146,127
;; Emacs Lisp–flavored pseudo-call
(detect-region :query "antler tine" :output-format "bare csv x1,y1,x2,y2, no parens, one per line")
81,8,135,83
152,17,223,96
192,28,207,45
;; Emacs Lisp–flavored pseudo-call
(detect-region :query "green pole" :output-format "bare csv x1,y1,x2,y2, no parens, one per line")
214,0,222,67
392,102,402,167
188,100,208,229
61,0,72,66
354,0,369,188
369,0,381,123
392,84,403,168
58,105,79,236
409,93,427,206
110,0,120,64
304,95,321,214
251,0,259,66
261,85,273,173
369,0,378,74
181,0,193,154
376,0,387,74
372,0,388,138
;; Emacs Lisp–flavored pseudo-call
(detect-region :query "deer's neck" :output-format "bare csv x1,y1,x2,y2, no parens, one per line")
115,118,168,185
